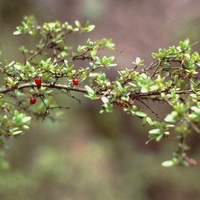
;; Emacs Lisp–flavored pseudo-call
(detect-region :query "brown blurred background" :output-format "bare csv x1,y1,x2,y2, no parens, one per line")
0,0,200,200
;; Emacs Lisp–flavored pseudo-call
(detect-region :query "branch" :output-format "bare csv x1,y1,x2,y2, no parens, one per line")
0,83,88,94
1,82,197,100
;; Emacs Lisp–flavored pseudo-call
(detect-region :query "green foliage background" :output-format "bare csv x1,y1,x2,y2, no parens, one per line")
0,0,200,199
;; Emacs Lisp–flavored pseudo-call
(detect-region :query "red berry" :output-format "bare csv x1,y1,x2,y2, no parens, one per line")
72,78,79,86
35,77,42,87
117,100,125,107
30,97,36,104
129,100,134,106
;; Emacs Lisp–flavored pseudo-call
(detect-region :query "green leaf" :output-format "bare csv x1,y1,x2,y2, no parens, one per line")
132,57,144,66
12,130,23,135
85,85,97,99
115,81,123,92
135,111,147,117
146,117,154,125
21,116,31,123
85,85,94,94
161,160,175,167
75,20,81,28
101,96,109,104
13,30,21,35
85,25,95,32
149,129,161,134
156,134,164,142
77,45,86,53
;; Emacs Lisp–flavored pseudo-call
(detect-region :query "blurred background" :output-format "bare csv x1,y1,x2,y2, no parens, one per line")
0,0,200,199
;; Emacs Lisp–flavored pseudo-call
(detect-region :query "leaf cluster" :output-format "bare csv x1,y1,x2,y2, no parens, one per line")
0,16,200,167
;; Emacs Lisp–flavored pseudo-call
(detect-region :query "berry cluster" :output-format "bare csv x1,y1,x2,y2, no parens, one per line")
30,77,42,105
30,78,80,105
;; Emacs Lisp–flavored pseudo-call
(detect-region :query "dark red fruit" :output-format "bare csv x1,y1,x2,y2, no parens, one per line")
117,100,125,107
129,100,135,106
72,78,79,86
30,97,36,104
35,77,42,87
